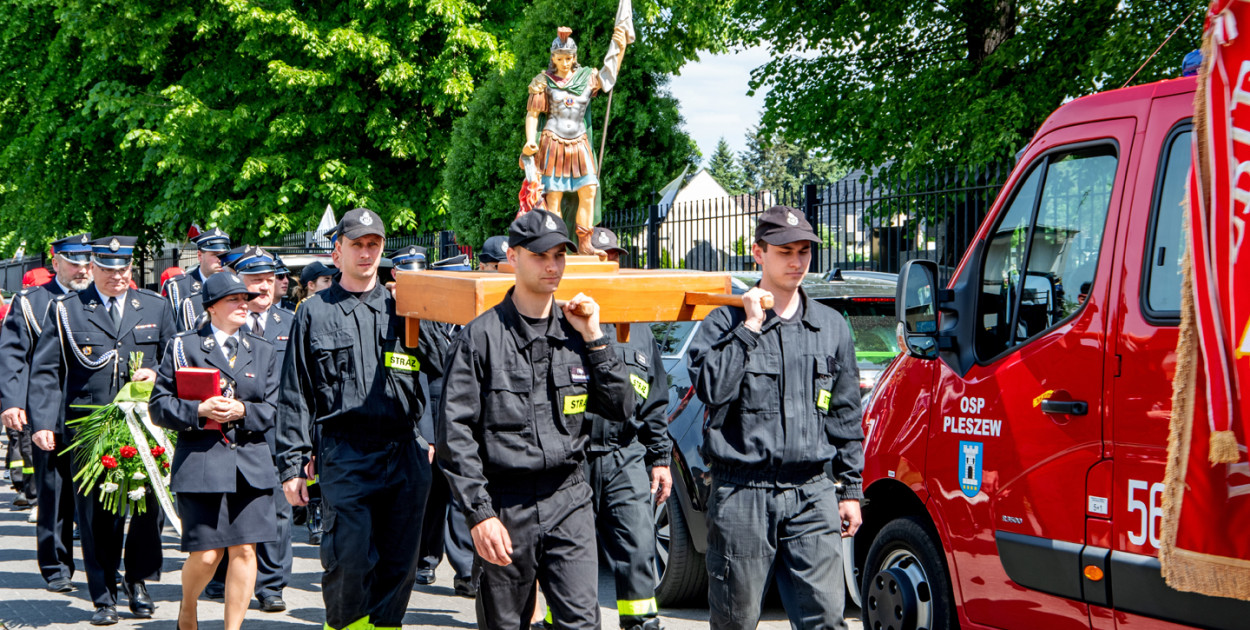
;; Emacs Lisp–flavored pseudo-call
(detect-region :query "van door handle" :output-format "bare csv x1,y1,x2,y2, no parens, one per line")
1040,400,1088,416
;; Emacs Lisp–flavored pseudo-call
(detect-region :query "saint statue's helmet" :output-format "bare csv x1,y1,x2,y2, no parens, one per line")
550,26,577,55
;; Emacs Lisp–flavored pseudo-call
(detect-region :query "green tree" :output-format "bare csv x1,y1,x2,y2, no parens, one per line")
739,125,843,193
705,137,749,195
734,0,1204,172
0,0,526,254
443,0,730,246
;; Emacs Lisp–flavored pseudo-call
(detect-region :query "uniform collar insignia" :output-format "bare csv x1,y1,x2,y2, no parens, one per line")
205,337,216,349
131,298,140,309
273,312,281,322
240,337,250,350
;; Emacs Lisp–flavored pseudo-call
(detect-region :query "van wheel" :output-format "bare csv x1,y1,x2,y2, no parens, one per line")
862,516,956,630
653,495,707,606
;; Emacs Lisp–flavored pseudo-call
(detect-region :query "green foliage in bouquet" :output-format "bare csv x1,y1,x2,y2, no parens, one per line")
64,380,176,516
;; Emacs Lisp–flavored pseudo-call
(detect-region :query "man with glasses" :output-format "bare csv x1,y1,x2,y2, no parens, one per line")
29,236,175,625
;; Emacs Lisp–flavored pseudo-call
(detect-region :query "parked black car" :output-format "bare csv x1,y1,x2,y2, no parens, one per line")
648,270,900,606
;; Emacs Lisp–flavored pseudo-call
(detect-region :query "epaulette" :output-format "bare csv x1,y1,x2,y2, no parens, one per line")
17,288,31,297
53,293,74,302
294,295,312,314
135,288,163,299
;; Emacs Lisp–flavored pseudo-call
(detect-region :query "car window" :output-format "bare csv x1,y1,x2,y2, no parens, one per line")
976,146,1117,359
652,321,698,358
845,310,900,367
1145,128,1190,317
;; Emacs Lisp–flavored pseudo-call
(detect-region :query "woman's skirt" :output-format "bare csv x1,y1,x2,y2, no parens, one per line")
176,480,277,552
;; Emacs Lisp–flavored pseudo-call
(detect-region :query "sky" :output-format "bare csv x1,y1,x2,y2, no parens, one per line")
667,45,771,166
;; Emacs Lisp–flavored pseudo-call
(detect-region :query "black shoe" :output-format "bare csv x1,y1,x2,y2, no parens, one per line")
291,504,308,526
626,619,665,630
45,577,74,593
203,582,225,601
73,525,81,540
122,581,155,618
90,606,119,626
258,595,286,612
452,576,477,599
414,568,436,585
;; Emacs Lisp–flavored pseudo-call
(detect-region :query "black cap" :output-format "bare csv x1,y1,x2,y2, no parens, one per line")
478,236,510,263
299,262,337,285
754,205,820,246
336,208,385,241
91,236,138,269
508,210,575,254
590,227,627,255
191,227,231,253
201,271,260,308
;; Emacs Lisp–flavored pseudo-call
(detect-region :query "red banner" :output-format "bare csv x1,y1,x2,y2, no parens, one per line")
1162,0,1250,601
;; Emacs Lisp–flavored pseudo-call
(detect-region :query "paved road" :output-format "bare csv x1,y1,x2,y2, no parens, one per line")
0,482,863,629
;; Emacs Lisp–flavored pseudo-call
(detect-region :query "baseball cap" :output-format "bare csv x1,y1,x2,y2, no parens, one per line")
754,206,820,246
508,210,575,254
336,208,385,241
201,271,260,307
478,236,510,264
590,227,627,255
299,262,337,286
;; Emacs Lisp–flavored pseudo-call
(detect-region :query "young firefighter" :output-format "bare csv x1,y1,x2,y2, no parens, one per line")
438,209,635,629
687,206,865,630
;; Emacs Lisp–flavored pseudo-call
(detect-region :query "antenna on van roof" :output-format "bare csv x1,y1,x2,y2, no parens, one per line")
1120,6,1200,89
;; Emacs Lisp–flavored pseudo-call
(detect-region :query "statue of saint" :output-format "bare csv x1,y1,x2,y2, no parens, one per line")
521,25,629,257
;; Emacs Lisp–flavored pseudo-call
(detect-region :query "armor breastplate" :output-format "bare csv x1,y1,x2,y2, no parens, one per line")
544,85,592,140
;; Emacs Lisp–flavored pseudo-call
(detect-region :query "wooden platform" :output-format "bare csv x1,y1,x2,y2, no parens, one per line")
394,256,734,343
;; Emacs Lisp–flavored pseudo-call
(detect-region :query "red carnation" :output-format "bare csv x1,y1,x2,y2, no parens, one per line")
101,455,118,469
119,445,138,459
163,461,171,469
150,446,165,457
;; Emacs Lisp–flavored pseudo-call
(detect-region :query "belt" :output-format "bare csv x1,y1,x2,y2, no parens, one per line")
710,465,826,488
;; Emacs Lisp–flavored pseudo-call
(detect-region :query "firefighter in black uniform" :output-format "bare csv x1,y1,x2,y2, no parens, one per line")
203,246,295,610
29,236,176,625
163,228,230,328
438,209,635,630
0,233,92,592
584,227,672,630
275,208,449,630
687,207,864,630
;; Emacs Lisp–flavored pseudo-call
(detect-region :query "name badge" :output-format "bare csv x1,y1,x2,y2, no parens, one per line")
385,352,419,372
563,394,588,415
817,389,832,413
569,366,588,383
630,373,649,399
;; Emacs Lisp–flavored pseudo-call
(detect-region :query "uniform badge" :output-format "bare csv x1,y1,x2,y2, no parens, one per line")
786,212,799,226
131,298,140,309
360,213,373,226
569,366,588,383
240,338,250,350
192,282,201,292
80,235,89,244
635,351,648,367
213,228,223,236
109,238,120,252
563,97,575,108
205,338,216,349
83,346,92,356
545,215,557,230
244,372,255,378
598,232,609,245
219,377,229,391
273,312,281,322
960,441,983,498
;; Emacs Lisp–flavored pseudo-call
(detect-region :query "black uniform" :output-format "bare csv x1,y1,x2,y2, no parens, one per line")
415,365,474,590
275,280,448,630
149,328,280,550
29,285,175,609
687,289,864,630
438,289,636,630
174,291,206,332
162,266,207,325
585,324,670,629
0,280,72,584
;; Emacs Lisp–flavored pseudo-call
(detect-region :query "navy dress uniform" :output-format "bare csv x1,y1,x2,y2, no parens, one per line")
173,245,247,332
149,272,280,552
585,323,671,630
28,236,176,624
275,208,451,630
163,228,231,322
687,207,865,630
0,233,90,591
437,210,636,630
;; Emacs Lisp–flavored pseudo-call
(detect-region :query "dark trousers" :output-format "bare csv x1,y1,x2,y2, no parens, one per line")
207,476,292,598
475,476,599,630
73,463,164,607
588,442,660,628
706,473,847,630
6,426,36,498
34,445,76,583
318,432,431,630
418,458,474,580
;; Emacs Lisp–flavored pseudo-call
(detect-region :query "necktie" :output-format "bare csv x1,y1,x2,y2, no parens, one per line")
107,298,121,333
224,336,238,369
250,312,264,335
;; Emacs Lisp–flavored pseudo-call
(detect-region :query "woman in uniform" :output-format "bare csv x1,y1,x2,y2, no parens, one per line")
150,271,280,630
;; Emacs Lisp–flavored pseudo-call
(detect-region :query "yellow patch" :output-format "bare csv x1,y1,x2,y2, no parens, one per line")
817,389,832,412
385,352,419,372
563,394,588,415
1032,390,1054,408
630,373,649,399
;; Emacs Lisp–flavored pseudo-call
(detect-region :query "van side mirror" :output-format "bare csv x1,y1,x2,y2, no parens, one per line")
897,260,939,359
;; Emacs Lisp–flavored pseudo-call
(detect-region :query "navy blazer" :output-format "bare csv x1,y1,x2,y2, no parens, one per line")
149,327,280,493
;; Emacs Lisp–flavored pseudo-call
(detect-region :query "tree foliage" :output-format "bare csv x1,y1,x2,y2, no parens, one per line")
0,0,526,254
705,137,749,195
734,0,1205,173
442,0,730,246
739,126,844,193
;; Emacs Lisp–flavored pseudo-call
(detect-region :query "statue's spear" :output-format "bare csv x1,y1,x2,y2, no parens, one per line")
596,0,635,175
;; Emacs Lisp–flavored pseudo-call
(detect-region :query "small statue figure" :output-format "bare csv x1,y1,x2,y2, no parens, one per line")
521,24,629,257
